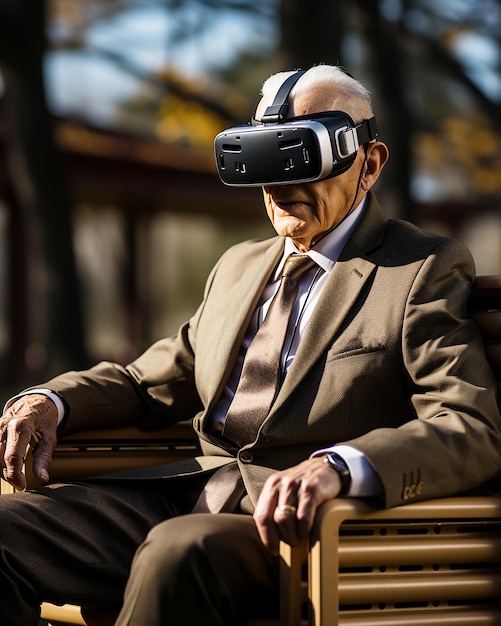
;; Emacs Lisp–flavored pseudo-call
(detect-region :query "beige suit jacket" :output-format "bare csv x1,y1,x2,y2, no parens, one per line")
45,193,501,510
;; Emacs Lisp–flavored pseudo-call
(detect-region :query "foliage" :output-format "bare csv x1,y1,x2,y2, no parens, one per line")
47,0,501,203
2,0,501,379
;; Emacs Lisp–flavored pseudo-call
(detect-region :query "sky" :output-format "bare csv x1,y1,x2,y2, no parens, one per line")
43,0,501,134
38,0,501,208
452,30,501,102
45,3,275,125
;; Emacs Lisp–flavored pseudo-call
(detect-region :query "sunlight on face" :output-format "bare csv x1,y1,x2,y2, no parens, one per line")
259,89,369,251
262,153,367,251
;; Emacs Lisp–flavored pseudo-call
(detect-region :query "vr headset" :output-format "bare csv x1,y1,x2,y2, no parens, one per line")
214,69,379,186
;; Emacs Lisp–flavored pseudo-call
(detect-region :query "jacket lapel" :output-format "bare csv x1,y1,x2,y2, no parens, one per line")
275,193,388,405
204,193,389,418
203,238,284,408
276,251,376,402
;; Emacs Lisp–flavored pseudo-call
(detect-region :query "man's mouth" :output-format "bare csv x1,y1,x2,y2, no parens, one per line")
274,200,307,211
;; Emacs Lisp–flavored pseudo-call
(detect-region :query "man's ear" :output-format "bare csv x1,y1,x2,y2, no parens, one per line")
361,142,389,191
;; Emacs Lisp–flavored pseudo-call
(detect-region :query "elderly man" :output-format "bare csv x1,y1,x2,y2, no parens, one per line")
0,65,500,626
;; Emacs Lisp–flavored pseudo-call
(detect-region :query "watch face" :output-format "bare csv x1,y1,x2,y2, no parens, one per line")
326,453,349,475
324,453,351,494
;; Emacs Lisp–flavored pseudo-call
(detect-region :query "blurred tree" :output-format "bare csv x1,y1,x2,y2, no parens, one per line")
47,0,501,210
0,0,87,381
2,0,501,380
278,0,344,68
276,0,501,220
49,0,275,126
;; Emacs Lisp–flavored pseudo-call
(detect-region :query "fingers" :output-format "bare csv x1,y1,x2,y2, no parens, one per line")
1,394,58,489
31,430,56,483
1,419,30,491
254,476,281,554
254,473,304,554
273,500,307,552
254,457,342,554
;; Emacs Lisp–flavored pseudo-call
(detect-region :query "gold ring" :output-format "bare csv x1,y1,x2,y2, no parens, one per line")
277,504,297,516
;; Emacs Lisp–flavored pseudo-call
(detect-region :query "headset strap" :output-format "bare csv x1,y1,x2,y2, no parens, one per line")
259,70,379,155
261,69,306,123
338,116,379,156
356,116,378,144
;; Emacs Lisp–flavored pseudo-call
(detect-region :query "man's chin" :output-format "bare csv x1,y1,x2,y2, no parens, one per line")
272,220,313,248
273,218,307,238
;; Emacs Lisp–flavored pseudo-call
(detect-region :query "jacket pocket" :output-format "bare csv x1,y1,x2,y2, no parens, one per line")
326,342,385,362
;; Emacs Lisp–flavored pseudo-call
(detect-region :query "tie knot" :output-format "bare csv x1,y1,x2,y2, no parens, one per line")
281,254,317,281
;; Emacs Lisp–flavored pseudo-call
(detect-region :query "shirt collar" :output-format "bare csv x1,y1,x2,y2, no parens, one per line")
275,196,367,279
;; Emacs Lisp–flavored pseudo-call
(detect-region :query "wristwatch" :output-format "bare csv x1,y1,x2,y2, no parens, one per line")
323,452,351,495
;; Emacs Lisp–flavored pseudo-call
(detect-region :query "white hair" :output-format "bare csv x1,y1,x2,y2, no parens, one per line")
261,65,374,119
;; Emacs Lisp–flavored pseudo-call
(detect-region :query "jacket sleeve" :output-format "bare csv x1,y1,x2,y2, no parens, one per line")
347,238,501,507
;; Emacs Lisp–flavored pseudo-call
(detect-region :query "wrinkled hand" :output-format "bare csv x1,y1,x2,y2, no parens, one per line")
254,456,342,554
0,394,58,490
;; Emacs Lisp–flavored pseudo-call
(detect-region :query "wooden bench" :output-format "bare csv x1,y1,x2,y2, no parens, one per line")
293,274,501,625
2,276,500,626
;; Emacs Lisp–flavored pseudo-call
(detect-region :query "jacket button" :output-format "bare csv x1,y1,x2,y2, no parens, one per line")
239,451,253,463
